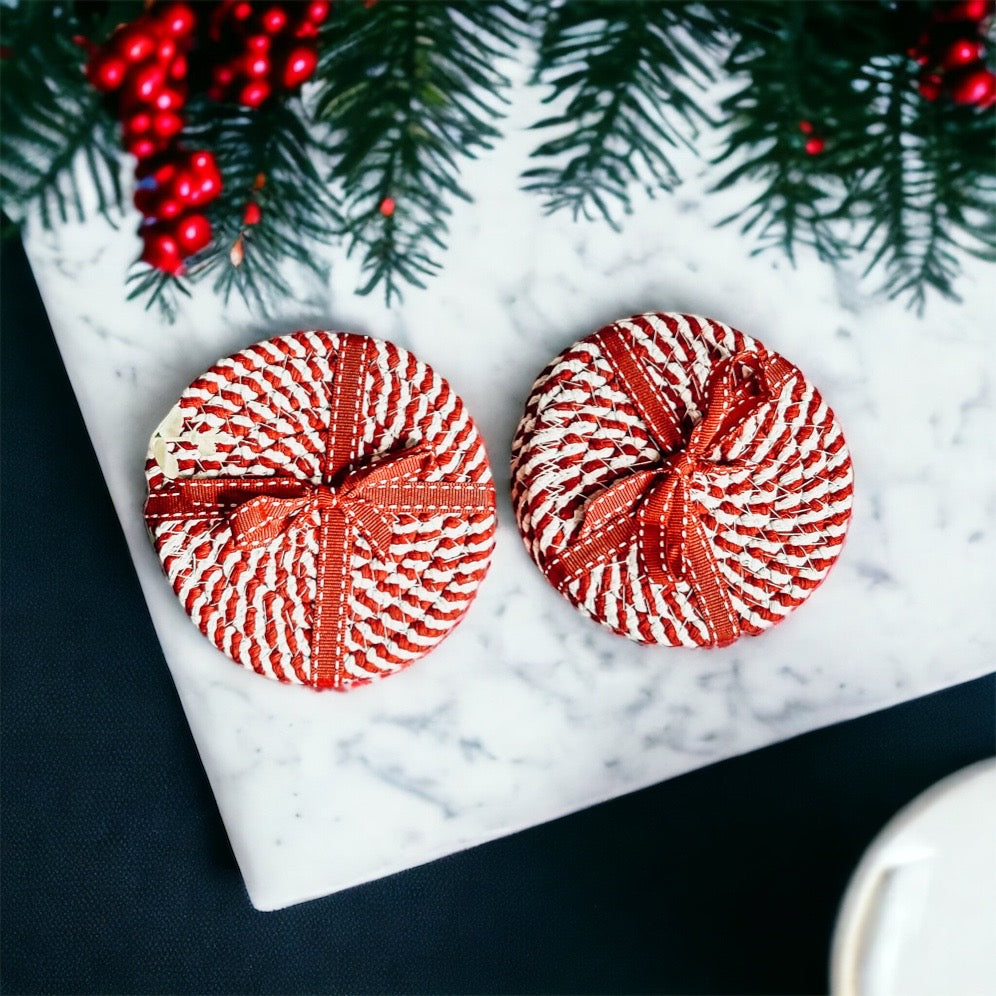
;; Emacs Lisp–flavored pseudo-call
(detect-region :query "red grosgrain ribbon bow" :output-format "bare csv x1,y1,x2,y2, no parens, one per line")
546,331,796,647
144,335,493,689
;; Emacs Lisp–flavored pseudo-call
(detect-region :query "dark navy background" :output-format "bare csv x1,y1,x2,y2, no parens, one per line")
2,238,993,995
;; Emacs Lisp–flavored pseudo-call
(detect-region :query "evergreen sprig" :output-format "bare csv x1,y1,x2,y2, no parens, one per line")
847,56,996,310
710,2,867,264
125,94,340,320
525,1,723,227
0,2,141,234
188,95,340,312
710,0,996,311
313,0,525,304
1,0,992,318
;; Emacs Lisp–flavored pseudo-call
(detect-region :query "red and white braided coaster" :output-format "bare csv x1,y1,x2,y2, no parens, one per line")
144,331,497,690
510,313,854,648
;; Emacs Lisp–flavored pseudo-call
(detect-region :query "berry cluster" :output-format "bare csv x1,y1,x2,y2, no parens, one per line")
85,2,196,161
910,0,996,107
798,120,825,156
84,2,219,274
206,1,329,108
134,151,223,273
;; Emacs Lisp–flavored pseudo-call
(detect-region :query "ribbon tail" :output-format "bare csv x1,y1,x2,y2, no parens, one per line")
311,506,354,690
638,476,740,647
637,475,683,586
682,515,739,647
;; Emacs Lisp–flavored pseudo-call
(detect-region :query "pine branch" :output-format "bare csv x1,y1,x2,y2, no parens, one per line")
185,96,341,315
126,265,190,323
712,0,995,307
0,2,140,232
313,0,525,304
123,93,341,319
2,0,991,319
848,3,996,311
524,1,723,227
853,66,996,312
710,1,877,263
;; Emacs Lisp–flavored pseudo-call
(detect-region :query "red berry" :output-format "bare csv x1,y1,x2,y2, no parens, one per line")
136,189,182,221
247,34,271,52
804,137,825,156
949,66,996,105
262,6,289,33
941,0,991,22
136,158,178,183
243,201,262,225
124,111,153,136
128,137,160,160
943,39,984,70
136,188,180,223
176,214,212,254
198,174,222,202
246,54,271,78
295,21,318,38
141,230,184,274
379,197,396,217
87,53,127,92
116,25,156,64
157,37,177,64
798,120,814,135
169,53,188,81
157,2,197,38
156,163,178,185
171,170,197,203
239,80,271,107
154,87,184,112
213,64,236,86
919,73,944,101
282,46,317,87
152,111,184,138
190,151,217,174
159,198,183,220
133,61,166,101
233,2,254,21
306,1,330,23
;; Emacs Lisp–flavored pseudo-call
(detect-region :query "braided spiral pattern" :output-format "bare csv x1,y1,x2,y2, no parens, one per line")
510,313,854,647
145,331,496,688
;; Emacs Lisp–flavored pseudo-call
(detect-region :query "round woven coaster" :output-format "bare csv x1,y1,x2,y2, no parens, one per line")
144,331,497,690
510,313,854,648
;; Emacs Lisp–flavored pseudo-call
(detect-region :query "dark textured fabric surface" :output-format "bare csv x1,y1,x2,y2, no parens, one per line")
2,236,993,995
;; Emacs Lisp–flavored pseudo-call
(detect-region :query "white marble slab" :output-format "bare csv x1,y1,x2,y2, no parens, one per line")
23,60,995,910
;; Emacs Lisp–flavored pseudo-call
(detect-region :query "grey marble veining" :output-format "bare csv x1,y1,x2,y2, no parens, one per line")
23,62,995,909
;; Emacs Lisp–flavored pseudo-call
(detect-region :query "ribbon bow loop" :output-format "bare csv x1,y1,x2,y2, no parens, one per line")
228,490,321,550
225,447,440,559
